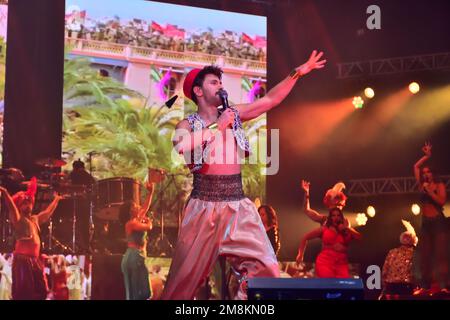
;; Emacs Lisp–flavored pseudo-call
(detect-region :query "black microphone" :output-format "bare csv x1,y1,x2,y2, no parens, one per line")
165,95,178,109
217,89,229,110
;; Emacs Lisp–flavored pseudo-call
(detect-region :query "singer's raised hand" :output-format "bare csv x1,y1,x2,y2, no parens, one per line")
216,108,235,131
296,50,327,76
234,49,326,121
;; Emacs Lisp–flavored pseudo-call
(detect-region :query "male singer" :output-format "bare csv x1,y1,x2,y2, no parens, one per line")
162,51,326,299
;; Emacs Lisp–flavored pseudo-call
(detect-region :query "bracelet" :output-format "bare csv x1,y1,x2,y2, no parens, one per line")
289,69,301,80
207,122,218,130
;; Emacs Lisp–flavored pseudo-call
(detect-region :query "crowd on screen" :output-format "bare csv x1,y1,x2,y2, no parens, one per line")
65,14,266,62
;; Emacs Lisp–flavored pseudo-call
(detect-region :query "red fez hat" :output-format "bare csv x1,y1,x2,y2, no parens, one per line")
183,68,201,101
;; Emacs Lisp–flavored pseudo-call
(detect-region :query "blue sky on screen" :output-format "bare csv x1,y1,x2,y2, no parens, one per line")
66,0,266,36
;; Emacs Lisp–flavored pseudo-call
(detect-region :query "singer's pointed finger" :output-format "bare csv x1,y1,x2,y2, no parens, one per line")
309,50,317,60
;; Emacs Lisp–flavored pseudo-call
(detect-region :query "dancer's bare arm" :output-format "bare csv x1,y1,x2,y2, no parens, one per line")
301,180,326,224
414,142,431,183
37,193,62,224
139,182,155,218
296,227,323,265
423,182,446,206
0,186,20,225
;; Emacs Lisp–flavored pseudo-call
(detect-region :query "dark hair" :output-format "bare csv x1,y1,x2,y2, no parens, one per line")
325,207,344,228
420,165,442,184
258,205,278,228
191,65,223,104
72,159,85,170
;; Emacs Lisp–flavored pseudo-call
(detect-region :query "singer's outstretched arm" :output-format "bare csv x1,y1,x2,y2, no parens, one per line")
236,50,326,122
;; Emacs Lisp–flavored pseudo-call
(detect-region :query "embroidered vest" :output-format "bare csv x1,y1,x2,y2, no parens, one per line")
186,107,250,172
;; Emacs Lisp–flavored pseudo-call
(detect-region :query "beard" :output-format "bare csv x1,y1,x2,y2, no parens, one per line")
205,93,222,107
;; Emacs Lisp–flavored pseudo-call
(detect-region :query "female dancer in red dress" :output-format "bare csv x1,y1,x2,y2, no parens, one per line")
296,208,361,278
301,180,350,227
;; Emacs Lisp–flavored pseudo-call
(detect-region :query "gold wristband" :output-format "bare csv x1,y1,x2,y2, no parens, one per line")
289,69,301,80
207,122,218,130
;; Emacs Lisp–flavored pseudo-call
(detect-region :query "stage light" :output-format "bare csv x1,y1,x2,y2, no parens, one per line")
352,96,364,109
411,204,421,216
366,206,376,218
364,88,375,99
409,82,420,94
356,213,368,226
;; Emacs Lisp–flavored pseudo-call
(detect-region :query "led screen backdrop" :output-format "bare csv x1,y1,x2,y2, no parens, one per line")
0,1,8,165
63,0,267,227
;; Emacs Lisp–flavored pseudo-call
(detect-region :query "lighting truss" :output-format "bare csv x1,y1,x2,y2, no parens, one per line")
347,175,450,196
337,52,450,79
